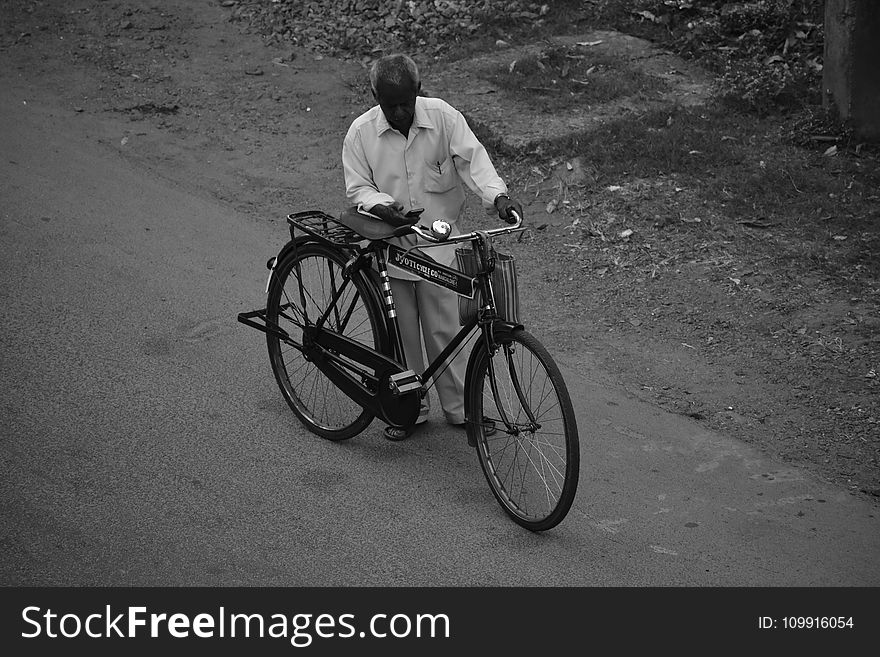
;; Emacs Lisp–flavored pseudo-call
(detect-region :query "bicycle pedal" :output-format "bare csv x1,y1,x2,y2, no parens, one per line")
388,370,422,394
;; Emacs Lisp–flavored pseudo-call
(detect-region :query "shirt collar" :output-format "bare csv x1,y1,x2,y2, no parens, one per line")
413,98,433,130
375,97,433,136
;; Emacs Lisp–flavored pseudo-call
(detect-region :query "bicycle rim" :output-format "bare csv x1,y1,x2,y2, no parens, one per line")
266,242,384,440
468,329,579,531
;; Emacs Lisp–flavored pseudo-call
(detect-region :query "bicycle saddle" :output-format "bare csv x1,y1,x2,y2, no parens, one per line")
337,205,416,241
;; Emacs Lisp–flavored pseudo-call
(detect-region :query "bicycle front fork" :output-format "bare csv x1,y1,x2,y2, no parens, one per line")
482,328,541,434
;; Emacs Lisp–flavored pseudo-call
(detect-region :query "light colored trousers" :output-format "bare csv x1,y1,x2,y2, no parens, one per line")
389,277,474,425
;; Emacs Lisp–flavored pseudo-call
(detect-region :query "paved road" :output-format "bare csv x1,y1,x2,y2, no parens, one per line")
2,82,879,587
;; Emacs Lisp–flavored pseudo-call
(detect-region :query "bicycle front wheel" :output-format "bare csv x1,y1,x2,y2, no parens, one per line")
266,241,386,440
466,328,579,531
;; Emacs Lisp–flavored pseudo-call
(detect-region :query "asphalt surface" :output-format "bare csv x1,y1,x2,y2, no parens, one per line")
2,79,879,588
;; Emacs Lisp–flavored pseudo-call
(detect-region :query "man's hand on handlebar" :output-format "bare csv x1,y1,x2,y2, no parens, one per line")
494,195,524,225
369,201,417,227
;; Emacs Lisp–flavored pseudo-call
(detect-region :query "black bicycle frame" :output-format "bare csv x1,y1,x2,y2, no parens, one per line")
242,229,537,431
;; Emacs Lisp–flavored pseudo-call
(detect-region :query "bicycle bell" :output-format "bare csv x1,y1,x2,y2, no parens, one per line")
430,219,451,241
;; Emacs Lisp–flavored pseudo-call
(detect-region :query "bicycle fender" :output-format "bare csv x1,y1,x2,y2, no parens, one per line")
488,320,524,338
264,236,313,293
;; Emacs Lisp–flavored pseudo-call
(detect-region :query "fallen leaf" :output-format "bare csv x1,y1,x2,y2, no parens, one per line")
631,10,657,22
619,228,634,239
824,145,838,157
545,199,558,214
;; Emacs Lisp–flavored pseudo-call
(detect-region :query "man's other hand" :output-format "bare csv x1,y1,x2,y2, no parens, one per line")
495,196,523,224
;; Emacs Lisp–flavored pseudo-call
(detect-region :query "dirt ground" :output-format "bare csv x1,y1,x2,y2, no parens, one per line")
2,0,877,503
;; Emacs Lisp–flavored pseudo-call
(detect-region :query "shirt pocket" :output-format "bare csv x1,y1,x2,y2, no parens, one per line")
423,155,458,193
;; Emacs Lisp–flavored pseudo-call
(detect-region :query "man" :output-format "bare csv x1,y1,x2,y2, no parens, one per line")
342,53,523,440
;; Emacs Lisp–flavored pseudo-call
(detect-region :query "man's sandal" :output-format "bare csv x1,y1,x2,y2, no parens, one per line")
384,425,414,441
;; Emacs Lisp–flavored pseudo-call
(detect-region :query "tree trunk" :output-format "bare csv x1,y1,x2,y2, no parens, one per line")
823,0,880,140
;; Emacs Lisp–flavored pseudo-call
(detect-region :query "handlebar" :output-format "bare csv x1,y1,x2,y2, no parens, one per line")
409,210,523,245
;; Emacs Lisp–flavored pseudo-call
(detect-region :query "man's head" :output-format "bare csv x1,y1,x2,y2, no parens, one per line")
370,54,421,134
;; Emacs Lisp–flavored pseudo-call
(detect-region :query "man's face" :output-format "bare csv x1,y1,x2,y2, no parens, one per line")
374,79,419,134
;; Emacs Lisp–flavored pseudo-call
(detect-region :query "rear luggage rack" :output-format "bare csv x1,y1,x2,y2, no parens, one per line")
287,210,365,247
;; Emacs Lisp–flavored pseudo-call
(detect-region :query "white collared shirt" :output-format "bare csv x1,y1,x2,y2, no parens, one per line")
342,96,507,278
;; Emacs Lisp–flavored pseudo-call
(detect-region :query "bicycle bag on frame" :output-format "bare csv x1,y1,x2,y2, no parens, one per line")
455,247,521,325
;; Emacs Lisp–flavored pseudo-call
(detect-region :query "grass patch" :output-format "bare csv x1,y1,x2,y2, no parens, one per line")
479,44,665,111
495,105,746,175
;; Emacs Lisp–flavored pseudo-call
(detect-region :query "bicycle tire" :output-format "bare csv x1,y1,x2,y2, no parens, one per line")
466,328,579,531
266,241,387,440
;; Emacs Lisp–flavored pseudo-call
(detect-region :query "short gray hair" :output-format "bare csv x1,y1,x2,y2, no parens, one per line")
370,54,420,94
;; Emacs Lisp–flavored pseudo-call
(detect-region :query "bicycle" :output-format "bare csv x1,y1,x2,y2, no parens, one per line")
238,207,579,531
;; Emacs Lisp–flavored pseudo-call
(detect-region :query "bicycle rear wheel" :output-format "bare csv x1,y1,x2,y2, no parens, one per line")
266,241,386,440
466,328,579,531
